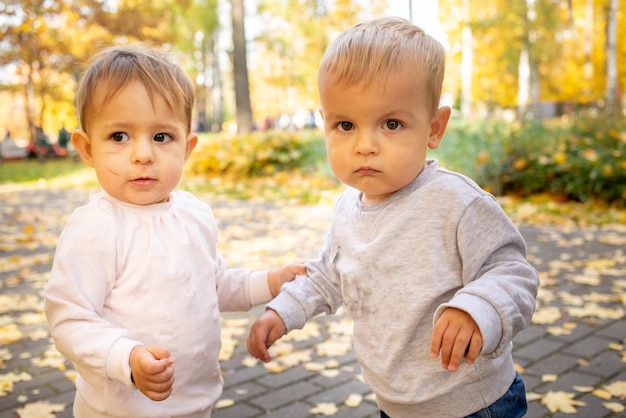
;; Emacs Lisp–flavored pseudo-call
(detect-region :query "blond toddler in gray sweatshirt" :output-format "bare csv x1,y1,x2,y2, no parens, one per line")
248,17,539,418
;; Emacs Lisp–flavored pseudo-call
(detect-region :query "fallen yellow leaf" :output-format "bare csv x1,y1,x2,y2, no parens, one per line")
541,391,586,413
532,306,562,324
345,393,363,408
603,402,625,413
592,388,612,400
310,402,338,416
215,399,234,409
603,380,626,399
15,401,66,418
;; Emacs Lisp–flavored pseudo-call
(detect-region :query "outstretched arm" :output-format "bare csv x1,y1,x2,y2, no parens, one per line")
268,263,307,297
247,309,286,363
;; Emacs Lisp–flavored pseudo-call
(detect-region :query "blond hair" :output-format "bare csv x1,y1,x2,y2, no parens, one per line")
318,17,446,112
75,44,195,133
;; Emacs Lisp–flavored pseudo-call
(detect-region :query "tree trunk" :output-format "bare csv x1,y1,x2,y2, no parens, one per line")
460,0,473,119
605,0,618,119
211,32,224,132
231,0,254,133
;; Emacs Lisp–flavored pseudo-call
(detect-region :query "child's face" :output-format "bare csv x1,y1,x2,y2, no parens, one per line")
319,70,450,204
72,79,197,205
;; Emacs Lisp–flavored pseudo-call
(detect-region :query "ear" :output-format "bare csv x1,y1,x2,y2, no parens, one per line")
71,129,96,167
184,133,198,161
427,106,451,150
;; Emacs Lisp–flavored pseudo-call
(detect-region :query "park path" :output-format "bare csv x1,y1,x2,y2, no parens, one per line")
1,186,625,417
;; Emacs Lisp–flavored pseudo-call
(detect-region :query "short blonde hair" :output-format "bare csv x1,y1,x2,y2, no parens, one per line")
75,44,195,133
318,17,446,112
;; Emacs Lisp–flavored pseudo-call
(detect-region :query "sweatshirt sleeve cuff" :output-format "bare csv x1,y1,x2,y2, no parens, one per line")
248,270,273,306
106,338,143,388
267,292,308,332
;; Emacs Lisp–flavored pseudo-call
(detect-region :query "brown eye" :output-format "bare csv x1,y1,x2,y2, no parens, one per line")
111,132,129,142
385,120,401,130
339,121,353,131
154,133,173,143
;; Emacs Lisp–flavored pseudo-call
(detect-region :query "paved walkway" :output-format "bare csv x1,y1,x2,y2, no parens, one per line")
1,187,625,418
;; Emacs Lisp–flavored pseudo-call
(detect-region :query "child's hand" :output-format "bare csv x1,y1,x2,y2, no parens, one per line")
430,307,483,372
247,309,286,362
129,345,175,401
267,262,307,297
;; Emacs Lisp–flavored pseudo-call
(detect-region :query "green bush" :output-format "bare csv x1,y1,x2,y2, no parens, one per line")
431,119,512,194
187,118,625,206
500,117,626,205
435,116,626,206
186,130,328,178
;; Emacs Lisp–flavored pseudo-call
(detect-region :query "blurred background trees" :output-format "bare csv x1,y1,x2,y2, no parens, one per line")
0,0,623,204
0,0,623,138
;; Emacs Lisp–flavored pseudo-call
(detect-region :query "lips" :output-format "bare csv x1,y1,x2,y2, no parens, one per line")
355,167,379,175
130,177,156,187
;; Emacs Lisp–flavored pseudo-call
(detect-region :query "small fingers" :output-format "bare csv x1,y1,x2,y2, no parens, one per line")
465,333,483,365
443,327,472,372
137,363,175,401
247,331,270,363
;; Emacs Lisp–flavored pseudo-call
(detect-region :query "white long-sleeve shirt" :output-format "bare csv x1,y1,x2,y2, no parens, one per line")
269,160,539,418
45,190,272,418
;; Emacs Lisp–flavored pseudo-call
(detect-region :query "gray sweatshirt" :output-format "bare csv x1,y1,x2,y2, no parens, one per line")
268,160,539,418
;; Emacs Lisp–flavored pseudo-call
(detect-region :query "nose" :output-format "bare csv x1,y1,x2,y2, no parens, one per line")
131,137,155,164
354,130,378,155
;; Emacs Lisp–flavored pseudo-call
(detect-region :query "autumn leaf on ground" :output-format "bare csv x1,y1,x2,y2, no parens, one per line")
320,368,340,378
64,370,77,383
0,323,23,344
215,399,234,409
532,306,562,324
0,347,12,362
583,291,620,303
267,349,312,371
219,323,247,361
241,356,258,368
309,402,338,416
15,401,66,418
0,294,41,314
541,391,586,413
567,303,625,320
344,393,363,408
565,272,601,286
603,402,625,414
17,312,45,326
282,321,321,341
0,371,32,396
327,317,354,336
603,380,626,399
592,388,612,400
32,345,66,370
547,325,573,336
316,337,352,357
585,258,618,270
303,361,327,372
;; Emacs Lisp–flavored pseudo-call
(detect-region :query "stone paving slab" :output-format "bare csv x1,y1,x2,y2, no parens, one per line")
1,187,625,417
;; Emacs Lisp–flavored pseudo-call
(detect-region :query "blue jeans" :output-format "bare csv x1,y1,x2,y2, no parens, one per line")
380,372,527,418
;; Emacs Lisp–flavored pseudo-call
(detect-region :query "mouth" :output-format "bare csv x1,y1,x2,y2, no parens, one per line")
130,177,156,187
355,167,380,175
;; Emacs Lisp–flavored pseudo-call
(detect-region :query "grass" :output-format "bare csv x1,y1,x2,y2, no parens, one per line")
0,158,86,183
